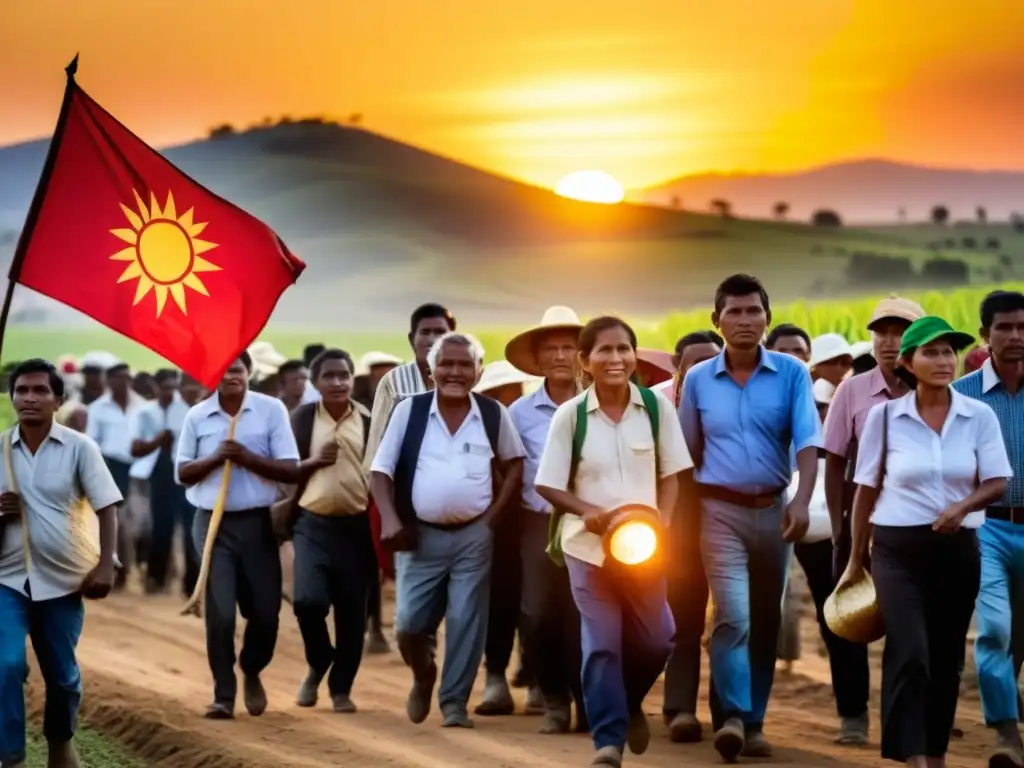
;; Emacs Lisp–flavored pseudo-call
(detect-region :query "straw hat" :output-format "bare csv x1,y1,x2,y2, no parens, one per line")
824,568,885,644
247,341,288,381
636,348,675,386
473,360,540,394
505,306,584,376
356,351,403,377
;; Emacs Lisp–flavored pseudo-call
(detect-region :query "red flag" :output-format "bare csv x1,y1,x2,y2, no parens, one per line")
11,60,305,387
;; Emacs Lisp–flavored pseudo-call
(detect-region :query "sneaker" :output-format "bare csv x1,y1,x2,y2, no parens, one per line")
441,704,474,728
590,746,623,767
243,675,268,716
331,694,357,714
741,730,773,758
203,701,234,719
405,665,437,724
626,710,650,755
473,672,515,716
524,686,545,715
668,712,703,743
296,667,326,708
713,718,745,764
836,713,869,745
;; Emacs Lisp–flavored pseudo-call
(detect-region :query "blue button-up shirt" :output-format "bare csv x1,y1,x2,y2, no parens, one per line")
509,383,560,513
680,347,822,495
953,358,1024,506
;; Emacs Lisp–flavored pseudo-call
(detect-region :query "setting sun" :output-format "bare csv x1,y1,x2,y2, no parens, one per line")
110,190,221,317
555,170,625,205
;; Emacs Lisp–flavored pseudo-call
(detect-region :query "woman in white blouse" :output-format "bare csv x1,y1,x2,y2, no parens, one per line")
845,316,1012,767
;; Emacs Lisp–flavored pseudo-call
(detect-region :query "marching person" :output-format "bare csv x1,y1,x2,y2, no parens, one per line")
278,359,310,413
131,369,196,596
662,329,723,742
506,306,587,733
952,290,1024,766
821,295,924,744
0,359,121,768
680,274,821,762
286,349,374,714
808,333,854,405
536,316,688,768
654,331,723,407
86,361,144,590
370,332,525,728
176,352,300,719
846,316,1011,767
472,358,542,716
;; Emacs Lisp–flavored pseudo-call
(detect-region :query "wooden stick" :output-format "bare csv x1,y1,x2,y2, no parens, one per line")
181,415,238,617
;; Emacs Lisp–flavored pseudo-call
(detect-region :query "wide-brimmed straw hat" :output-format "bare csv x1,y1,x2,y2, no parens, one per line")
824,567,885,644
356,351,403,377
505,306,584,376
473,360,540,394
636,348,675,386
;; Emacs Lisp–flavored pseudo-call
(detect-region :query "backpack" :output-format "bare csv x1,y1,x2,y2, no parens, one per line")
546,387,661,567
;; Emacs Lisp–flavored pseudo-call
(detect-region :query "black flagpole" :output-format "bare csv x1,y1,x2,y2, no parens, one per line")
0,54,80,364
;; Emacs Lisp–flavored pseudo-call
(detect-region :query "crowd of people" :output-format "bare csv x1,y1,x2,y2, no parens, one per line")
0,273,1022,768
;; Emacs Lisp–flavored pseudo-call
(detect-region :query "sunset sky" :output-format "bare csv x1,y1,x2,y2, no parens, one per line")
2,0,1022,189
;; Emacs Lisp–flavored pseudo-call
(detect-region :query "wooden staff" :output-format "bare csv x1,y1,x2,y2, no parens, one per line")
181,415,238,617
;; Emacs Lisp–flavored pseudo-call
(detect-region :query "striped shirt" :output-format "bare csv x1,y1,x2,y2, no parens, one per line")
363,361,431,473
952,359,1024,506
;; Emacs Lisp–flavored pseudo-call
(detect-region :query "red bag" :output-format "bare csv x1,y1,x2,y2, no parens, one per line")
368,499,395,580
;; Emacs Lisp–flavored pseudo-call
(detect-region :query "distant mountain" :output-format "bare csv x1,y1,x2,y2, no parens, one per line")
0,125,1007,329
633,160,1024,224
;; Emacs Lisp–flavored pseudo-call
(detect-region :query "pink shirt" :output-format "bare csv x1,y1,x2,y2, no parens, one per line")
822,367,897,458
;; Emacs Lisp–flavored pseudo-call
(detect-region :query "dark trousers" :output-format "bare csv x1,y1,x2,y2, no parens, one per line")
147,450,199,594
664,489,724,727
366,560,383,632
484,505,526,677
104,458,132,572
873,525,980,762
520,510,583,711
192,507,282,706
292,511,373,696
794,535,870,718
0,588,84,763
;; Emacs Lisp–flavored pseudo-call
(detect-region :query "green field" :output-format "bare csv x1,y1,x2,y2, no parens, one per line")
2,283,1005,375
24,726,142,768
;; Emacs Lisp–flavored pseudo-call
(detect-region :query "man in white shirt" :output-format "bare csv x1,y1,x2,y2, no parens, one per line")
131,369,194,596
370,332,525,729
86,362,144,590
176,352,300,720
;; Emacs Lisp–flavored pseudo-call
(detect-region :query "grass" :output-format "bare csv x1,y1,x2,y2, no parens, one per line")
24,726,143,768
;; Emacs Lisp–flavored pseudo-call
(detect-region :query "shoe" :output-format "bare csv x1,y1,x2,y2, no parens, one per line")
668,712,703,743
473,672,515,716
524,686,545,715
626,710,650,755
441,705,474,728
741,731,773,758
331,694,357,714
46,739,80,768
243,675,268,716
203,701,234,719
296,667,326,708
713,718,745,764
405,665,437,724
836,713,869,746
590,746,623,767
365,628,391,655
538,705,571,734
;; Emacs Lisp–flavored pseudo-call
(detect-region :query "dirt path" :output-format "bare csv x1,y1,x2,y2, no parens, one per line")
30,591,995,768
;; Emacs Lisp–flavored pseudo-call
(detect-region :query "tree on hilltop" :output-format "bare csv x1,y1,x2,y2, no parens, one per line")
931,205,950,225
773,202,789,220
812,209,843,228
976,206,987,223
710,199,732,219
208,123,236,139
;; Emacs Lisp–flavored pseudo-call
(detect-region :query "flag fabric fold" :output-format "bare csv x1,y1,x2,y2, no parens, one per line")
12,74,305,387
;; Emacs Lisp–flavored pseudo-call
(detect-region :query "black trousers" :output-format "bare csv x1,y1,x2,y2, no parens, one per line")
366,560,383,632
519,510,583,711
193,507,282,706
663,485,724,728
293,510,373,696
794,535,870,718
873,525,980,762
484,505,527,677
147,450,199,593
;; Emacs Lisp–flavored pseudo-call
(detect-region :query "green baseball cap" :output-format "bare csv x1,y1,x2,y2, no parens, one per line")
898,316,975,358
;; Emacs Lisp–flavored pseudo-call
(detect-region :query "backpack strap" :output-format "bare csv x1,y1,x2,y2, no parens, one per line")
638,386,661,476
547,395,591,567
360,412,372,453
393,392,434,529
471,393,501,457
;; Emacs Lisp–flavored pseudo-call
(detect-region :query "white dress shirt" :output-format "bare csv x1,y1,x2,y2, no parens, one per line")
130,394,192,480
854,389,1012,528
175,391,300,511
86,391,146,464
371,393,526,525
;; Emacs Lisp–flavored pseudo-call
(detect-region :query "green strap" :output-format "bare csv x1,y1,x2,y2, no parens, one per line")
547,387,661,567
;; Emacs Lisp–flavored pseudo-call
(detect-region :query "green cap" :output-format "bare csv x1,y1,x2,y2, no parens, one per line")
898,316,974,358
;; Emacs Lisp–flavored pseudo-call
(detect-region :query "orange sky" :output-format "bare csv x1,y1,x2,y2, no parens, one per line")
2,0,1022,189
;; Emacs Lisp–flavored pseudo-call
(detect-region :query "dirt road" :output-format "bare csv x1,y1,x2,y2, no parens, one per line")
28,591,995,768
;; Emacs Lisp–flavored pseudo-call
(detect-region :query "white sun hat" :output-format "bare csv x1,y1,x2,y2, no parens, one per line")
810,333,854,369
80,351,121,372
473,360,541,394
247,341,288,381
356,351,403,377
813,377,838,405
505,306,584,376
850,340,873,360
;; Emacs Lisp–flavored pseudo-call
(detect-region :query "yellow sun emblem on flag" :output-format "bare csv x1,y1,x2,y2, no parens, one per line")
109,190,221,317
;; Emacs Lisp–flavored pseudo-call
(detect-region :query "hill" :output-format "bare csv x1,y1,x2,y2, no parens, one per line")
0,122,1015,330
634,159,1024,224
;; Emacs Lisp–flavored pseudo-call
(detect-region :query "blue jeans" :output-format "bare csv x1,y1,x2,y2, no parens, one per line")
0,586,85,762
975,518,1024,724
394,520,492,712
566,555,674,751
701,496,792,727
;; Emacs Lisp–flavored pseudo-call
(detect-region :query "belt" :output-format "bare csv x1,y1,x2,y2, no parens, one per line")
697,483,786,510
198,506,270,516
987,506,1024,525
417,514,486,532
